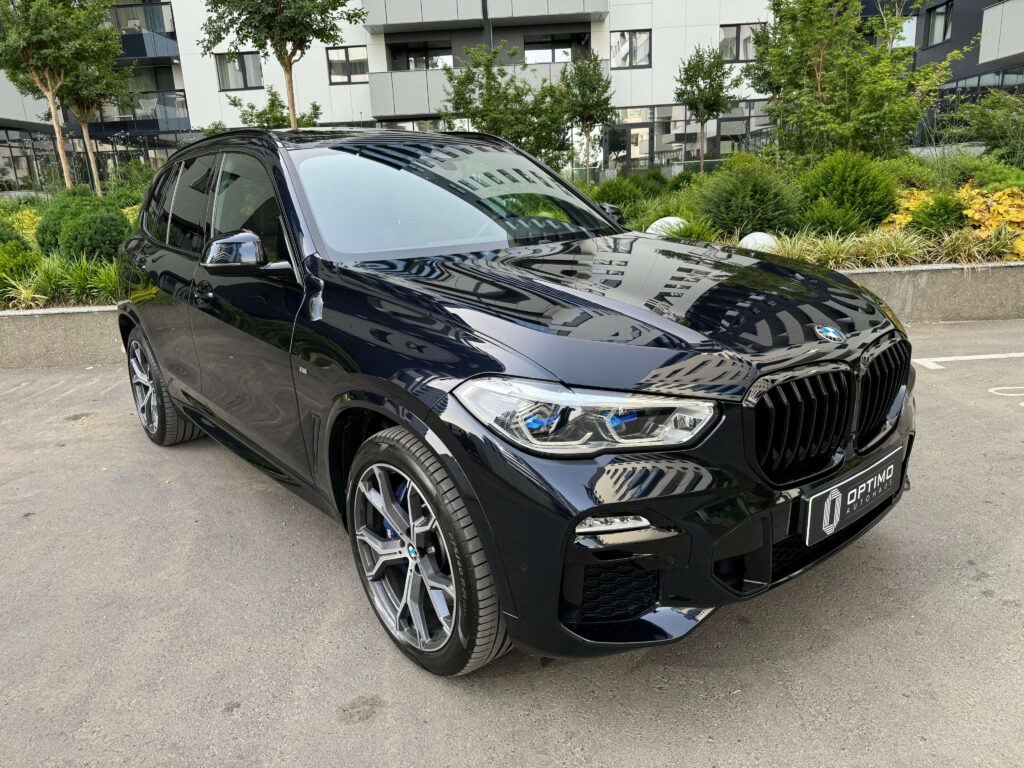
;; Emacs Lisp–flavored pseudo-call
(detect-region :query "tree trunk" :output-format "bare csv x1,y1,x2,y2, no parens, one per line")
80,119,103,196
281,57,298,130
699,121,706,173
584,129,591,185
44,90,73,189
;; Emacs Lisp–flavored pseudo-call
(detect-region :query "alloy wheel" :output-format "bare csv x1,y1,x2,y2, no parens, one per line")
353,463,457,652
129,340,158,434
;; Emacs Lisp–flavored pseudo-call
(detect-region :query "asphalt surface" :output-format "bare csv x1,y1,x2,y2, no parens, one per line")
1,320,1022,768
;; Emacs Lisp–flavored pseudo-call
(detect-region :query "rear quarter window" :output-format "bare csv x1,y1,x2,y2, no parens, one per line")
143,164,178,243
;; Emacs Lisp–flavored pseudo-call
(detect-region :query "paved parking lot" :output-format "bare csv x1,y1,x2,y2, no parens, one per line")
1,320,1022,768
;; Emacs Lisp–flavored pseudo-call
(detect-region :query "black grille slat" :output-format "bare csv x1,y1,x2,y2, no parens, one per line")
753,369,853,485
856,340,911,449
579,562,659,622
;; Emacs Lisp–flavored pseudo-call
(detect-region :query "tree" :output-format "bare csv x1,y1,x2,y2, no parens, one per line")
745,0,966,157
561,51,615,183
674,45,740,172
199,0,365,131
225,85,321,128
60,40,134,196
0,0,118,189
439,42,570,169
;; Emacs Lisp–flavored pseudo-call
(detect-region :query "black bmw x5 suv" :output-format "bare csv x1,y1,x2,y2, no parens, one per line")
119,128,915,675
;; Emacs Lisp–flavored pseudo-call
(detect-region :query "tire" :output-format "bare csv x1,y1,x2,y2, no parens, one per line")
347,426,511,676
126,326,204,446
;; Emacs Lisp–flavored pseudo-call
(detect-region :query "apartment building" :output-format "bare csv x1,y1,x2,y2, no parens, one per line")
2,0,1024,189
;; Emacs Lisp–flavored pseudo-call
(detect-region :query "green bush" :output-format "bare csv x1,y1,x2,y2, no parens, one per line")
801,151,897,226
58,207,131,260
31,255,68,304
909,193,966,235
0,241,41,281
667,171,696,191
102,160,157,208
662,215,723,242
0,220,29,249
696,157,801,234
592,176,641,206
877,155,940,190
801,198,865,235
36,187,116,253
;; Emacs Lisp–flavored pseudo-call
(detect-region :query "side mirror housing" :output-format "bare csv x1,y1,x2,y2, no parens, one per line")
599,203,625,227
202,231,266,273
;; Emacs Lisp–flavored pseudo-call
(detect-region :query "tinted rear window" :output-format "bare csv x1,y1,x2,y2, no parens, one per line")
168,154,219,254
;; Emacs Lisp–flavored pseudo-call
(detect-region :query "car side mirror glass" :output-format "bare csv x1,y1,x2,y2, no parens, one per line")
599,203,625,227
203,231,266,268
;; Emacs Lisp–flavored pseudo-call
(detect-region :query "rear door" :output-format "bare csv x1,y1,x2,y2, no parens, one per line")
188,150,310,482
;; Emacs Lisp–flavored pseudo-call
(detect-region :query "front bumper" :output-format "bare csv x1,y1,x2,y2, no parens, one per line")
431,391,916,659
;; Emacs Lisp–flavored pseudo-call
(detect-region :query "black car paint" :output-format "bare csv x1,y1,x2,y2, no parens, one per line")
119,129,915,658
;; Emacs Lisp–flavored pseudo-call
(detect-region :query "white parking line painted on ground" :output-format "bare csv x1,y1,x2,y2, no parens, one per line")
989,386,1024,407
912,352,1024,370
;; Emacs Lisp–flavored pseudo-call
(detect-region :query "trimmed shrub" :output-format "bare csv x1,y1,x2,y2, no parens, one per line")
696,157,801,234
58,207,131,260
801,151,898,226
801,198,865,235
877,155,940,190
593,176,641,206
36,187,116,253
667,171,696,191
909,193,967,235
0,241,41,281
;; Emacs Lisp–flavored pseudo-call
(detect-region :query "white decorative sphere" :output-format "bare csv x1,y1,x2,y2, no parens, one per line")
646,216,686,235
739,232,779,252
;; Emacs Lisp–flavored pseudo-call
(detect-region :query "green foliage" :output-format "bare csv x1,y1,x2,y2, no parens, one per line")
746,0,965,156
36,187,113,253
440,42,570,169
0,241,42,280
591,177,639,206
560,51,615,182
934,226,1018,264
199,0,365,129
58,207,131,260
29,254,68,302
772,228,931,269
801,198,865,235
0,220,30,249
667,171,696,191
202,121,229,136
801,151,898,225
102,161,157,207
673,44,740,170
226,85,322,128
696,156,801,234
876,154,941,190
661,215,723,242
954,90,1024,169
921,152,1024,192
87,258,122,303
909,193,966,235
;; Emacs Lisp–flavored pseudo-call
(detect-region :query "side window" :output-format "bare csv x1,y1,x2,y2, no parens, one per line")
212,152,286,262
143,164,177,243
168,154,219,255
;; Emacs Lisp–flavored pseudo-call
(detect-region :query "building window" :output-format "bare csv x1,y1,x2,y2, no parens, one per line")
215,52,263,91
719,24,762,63
925,1,953,46
327,46,369,84
610,30,651,69
524,33,590,64
389,41,453,71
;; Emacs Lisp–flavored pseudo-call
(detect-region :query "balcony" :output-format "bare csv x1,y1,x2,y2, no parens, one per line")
980,0,1024,64
92,90,190,135
363,0,608,33
110,3,178,59
369,61,575,118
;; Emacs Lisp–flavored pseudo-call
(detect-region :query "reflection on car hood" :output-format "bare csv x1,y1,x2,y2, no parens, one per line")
350,234,900,399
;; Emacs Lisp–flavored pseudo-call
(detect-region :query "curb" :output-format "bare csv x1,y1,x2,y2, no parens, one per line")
0,305,122,369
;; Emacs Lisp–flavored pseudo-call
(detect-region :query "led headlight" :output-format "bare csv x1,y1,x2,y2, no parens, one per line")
454,377,717,456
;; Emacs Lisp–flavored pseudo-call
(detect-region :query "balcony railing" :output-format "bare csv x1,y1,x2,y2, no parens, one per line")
363,0,608,32
110,3,178,58
94,90,189,133
369,60,587,118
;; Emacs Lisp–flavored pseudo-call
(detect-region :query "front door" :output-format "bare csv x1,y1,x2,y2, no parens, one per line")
189,150,310,482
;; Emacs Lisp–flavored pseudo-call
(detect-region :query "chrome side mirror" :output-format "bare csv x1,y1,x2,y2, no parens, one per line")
599,203,625,227
203,231,265,268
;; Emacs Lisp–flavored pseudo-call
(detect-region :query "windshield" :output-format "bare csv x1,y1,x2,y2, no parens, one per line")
290,139,617,260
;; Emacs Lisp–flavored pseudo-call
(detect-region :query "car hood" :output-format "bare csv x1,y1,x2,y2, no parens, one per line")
345,234,901,400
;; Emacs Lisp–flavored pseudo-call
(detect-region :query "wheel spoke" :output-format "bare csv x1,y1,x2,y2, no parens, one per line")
419,556,455,600
129,358,149,386
355,526,405,580
364,466,410,540
401,566,429,649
